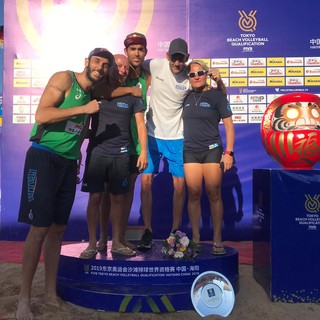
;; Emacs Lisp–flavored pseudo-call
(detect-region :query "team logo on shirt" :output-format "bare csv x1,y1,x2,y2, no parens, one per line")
117,102,129,109
199,102,210,108
75,87,82,100
175,84,187,91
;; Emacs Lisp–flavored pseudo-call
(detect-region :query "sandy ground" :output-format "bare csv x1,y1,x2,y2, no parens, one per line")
1,262,319,320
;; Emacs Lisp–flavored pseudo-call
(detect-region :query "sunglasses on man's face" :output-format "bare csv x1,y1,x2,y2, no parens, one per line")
170,54,186,62
188,70,207,78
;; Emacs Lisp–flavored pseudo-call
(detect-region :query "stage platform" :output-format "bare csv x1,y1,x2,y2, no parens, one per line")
57,240,239,313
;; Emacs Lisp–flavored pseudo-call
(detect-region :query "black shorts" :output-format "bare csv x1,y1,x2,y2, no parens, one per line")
184,146,223,164
81,152,130,194
18,146,77,227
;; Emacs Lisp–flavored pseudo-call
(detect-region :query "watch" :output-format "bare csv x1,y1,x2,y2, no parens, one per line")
223,151,234,157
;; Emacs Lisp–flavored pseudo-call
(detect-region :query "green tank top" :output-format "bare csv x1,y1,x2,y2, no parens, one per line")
30,71,89,160
125,71,147,156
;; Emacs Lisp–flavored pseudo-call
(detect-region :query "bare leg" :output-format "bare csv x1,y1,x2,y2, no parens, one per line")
203,164,223,244
171,176,185,232
84,192,102,251
110,193,128,250
16,226,48,320
98,190,111,249
184,164,203,243
43,223,66,307
120,173,138,249
140,173,154,232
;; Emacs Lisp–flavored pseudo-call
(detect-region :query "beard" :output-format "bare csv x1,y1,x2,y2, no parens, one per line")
86,64,103,83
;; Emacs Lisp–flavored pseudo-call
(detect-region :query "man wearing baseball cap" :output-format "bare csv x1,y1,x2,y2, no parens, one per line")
88,47,114,66
95,32,151,252
16,47,113,320
137,38,190,249
138,38,226,249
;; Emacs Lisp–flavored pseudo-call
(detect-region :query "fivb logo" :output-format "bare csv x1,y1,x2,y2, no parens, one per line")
238,10,257,32
305,194,320,213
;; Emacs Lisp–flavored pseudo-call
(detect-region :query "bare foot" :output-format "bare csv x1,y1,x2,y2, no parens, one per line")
44,295,67,310
122,240,136,250
96,239,108,252
16,300,34,320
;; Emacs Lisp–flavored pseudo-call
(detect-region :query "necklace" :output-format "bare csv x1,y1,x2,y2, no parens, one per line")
193,89,206,107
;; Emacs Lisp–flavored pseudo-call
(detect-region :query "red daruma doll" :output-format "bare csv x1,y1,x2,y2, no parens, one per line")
261,93,320,169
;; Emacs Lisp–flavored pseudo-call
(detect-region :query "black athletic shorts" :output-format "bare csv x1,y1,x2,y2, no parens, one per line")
81,152,130,194
18,146,77,227
183,146,223,164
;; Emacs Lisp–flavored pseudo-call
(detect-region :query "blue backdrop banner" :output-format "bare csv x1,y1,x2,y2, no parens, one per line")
1,0,319,241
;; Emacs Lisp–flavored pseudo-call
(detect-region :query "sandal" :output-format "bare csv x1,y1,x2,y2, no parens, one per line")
111,246,136,257
211,242,226,255
79,248,98,259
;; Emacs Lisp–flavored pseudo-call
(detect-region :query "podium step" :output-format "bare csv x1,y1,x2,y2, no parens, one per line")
57,241,239,312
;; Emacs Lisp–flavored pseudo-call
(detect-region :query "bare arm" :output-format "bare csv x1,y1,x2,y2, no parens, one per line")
111,86,142,98
35,71,100,125
221,116,235,172
145,70,151,90
216,79,227,95
135,112,148,171
92,78,142,99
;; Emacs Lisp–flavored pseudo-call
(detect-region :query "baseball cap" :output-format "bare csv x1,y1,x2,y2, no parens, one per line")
168,38,188,56
88,48,114,65
124,32,147,49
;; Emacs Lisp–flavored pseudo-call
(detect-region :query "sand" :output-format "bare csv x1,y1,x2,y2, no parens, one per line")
1,262,319,320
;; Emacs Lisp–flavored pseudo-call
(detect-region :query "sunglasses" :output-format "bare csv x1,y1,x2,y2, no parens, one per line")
170,53,186,62
187,70,207,78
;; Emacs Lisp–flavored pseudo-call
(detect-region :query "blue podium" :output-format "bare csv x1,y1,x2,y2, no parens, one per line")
253,169,320,302
57,241,239,312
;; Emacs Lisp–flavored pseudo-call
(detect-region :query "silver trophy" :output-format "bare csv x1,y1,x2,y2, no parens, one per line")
191,271,235,317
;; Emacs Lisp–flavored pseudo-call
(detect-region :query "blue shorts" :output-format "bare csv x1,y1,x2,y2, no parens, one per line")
143,136,184,178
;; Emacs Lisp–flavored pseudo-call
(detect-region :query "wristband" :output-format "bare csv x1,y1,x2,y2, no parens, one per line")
223,151,234,157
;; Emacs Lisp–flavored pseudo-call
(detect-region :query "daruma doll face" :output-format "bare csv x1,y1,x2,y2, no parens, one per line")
261,93,320,169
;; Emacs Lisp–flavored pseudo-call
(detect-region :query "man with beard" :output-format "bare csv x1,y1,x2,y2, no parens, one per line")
16,48,114,320
80,54,148,258
138,39,226,249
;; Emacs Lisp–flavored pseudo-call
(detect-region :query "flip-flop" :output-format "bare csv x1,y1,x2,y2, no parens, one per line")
111,246,136,257
211,243,226,255
79,248,98,259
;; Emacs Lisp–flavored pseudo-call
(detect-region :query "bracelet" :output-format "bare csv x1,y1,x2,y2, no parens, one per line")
223,151,234,157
